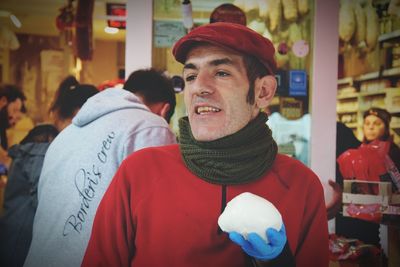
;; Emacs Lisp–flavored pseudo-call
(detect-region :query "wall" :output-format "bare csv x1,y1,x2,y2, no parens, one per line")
89,40,121,87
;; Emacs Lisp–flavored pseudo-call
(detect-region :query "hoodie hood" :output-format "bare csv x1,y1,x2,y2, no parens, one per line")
73,88,149,127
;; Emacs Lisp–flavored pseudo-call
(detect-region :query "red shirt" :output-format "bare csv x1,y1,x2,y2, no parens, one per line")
82,145,329,267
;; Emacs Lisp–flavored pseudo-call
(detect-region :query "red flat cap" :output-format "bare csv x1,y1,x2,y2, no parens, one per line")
172,22,277,74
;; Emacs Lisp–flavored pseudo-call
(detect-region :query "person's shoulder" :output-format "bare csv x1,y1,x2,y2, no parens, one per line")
8,142,50,158
272,153,310,169
122,144,180,164
271,153,320,187
122,106,170,129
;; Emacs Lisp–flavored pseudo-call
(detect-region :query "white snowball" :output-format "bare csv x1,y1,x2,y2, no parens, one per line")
217,192,282,243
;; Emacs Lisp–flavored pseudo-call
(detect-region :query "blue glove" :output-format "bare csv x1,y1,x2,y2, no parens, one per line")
228,224,287,261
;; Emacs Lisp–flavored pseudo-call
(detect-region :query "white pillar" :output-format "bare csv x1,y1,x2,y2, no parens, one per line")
125,0,153,76
310,0,339,233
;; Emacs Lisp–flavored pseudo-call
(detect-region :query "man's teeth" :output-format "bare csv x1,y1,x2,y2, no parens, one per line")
196,106,221,114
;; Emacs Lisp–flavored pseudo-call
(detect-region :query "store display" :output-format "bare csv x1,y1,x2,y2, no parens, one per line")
329,234,381,261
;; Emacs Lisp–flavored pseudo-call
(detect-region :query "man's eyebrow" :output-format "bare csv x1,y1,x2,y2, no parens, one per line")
183,57,236,71
209,58,234,66
183,63,197,71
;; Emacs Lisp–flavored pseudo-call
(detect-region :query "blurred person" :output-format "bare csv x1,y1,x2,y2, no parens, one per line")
48,76,99,131
0,124,59,267
82,22,328,267
326,122,362,221
0,85,26,169
24,68,177,267
361,107,400,168
332,108,400,247
0,78,98,267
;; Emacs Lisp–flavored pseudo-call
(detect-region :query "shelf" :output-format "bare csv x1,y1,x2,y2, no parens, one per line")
344,122,358,128
340,67,400,84
378,29,400,43
382,67,400,77
359,89,387,96
337,108,359,114
354,71,380,82
391,121,400,129
388,108,400,114
337,93,358,99
338,77,353,86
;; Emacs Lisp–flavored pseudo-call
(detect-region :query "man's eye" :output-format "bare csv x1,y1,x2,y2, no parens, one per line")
185,75,196,82
216,71,229,77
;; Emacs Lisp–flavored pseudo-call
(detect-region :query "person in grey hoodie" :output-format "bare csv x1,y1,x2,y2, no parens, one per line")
23,68,177,267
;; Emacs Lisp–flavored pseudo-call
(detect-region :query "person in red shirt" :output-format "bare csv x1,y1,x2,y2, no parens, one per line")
82,22,329,267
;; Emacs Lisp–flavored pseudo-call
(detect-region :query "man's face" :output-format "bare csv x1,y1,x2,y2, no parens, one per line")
183,44,259,141
363,115,386,142
6,98,23,127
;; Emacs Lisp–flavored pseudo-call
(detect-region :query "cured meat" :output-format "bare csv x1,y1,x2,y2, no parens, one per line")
268,0,282,32
233,0,246,11
354,0,366,46
258,0,270,19
282,0,298,21
365,1,379,50
288,22,302,48
244,0,258,12
388,0,400,16
298,0,309,16
339,0,356,42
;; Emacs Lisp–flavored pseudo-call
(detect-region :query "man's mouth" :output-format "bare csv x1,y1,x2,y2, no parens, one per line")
195,106,221,115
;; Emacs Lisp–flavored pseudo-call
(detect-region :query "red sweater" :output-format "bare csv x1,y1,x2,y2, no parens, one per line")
82,144,328,267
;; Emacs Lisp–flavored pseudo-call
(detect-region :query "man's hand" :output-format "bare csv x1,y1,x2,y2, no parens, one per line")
326,179,342,220
228,224,287,261
0,147,11,169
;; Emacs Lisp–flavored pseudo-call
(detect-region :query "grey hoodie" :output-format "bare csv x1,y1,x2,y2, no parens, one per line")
24,88,176,267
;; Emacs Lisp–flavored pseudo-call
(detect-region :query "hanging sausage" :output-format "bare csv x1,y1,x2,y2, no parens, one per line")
75,0,94,60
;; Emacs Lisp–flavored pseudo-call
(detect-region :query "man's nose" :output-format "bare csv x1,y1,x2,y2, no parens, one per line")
191,72,214,96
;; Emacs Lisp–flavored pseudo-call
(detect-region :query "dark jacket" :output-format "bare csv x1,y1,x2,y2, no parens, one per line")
0,142,50,267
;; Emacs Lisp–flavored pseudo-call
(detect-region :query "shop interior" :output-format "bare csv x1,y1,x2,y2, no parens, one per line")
0,0,399,266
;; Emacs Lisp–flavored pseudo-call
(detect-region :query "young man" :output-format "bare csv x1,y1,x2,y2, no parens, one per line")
0,85,26,168
82,23,329,267
23,69,177,267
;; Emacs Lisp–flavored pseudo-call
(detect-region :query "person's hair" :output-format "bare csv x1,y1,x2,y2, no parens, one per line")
123,68,176,123
49,76,99,120
362,107,391,142
0,84,27,112
336,121,361,158
20,124,59,144
243,55,270,105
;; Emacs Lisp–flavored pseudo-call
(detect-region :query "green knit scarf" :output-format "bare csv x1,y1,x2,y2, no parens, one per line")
178,112,278,185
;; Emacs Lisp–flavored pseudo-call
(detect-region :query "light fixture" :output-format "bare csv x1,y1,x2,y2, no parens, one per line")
182,0,193,30
9,14,21,28
0,10,22,28
104,26,119,34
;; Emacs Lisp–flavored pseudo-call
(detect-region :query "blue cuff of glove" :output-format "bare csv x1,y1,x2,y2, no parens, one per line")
229,224,287,261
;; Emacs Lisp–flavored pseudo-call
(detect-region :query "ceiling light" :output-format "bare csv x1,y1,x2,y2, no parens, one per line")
104,26,119,34
0,11,22,28
10,14,21,28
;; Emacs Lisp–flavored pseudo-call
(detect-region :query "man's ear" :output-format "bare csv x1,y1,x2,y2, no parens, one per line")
148,102,171,120
159,103,170,120
255,75,277,109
